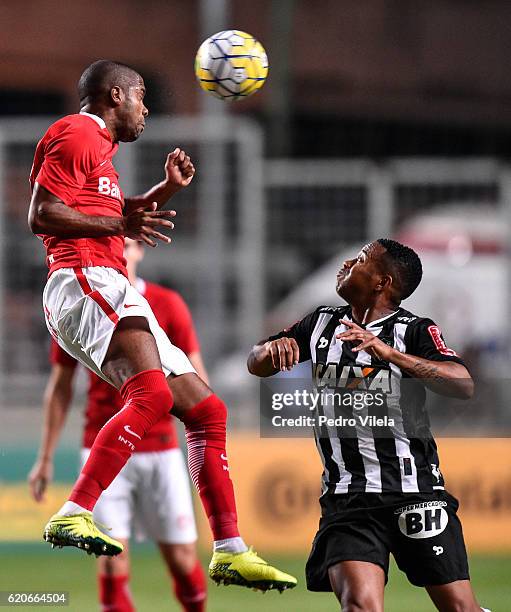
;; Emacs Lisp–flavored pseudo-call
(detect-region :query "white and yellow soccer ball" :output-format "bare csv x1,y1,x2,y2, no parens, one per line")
194,30,268,101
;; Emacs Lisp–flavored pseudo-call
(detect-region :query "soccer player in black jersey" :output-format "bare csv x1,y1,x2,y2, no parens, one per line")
248,239,490,612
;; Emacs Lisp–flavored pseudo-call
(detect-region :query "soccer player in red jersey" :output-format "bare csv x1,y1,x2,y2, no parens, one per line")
28,59,296,592
29,239,208,612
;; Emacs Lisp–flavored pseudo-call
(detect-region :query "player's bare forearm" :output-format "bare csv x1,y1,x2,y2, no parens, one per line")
29,184,124,238
29,365,74,501
337,318,473,399
248,337,300,377
30,199,124,238
388,349,474,399
247,343,278,377
124,147,195,214
38,365,75,462
29,183,175,246
124,180,179,214
188,351,210,386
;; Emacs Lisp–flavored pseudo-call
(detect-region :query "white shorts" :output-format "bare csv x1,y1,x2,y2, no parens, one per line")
43,266,195,383
81,447,198,544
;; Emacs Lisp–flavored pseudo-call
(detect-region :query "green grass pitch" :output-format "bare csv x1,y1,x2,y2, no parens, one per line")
1,544,509,611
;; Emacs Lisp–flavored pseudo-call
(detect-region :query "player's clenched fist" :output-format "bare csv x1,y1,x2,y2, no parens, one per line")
123,201,176,247
165,148,195,188
265,337,300,371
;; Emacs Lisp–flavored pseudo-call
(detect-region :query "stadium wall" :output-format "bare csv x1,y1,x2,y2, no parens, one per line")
2,1,511,122
196,436,511,554
1,437,510,552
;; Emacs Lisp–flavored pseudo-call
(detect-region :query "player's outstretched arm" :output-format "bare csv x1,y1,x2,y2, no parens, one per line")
29,184,175,247
247,338,300,377
28,364,75,502
124,148,195,214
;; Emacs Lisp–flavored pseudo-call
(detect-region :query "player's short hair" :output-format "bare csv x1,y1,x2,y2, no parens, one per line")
78,60,140,103
376,238,423,301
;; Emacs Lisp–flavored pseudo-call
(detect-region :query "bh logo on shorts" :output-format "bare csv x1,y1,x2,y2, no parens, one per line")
395,501,448,539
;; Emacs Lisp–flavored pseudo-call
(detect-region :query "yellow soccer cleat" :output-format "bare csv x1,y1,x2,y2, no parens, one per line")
43,512,123,557
209,546,297,593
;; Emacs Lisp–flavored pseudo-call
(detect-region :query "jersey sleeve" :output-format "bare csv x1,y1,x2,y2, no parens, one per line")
50,339,78,369
405,318,466,366
163,292,201,355
35,124,100,205
266,308,321,362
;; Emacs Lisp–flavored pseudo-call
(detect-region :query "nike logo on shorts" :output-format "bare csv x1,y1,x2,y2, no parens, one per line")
123,304,139,309
124,425,142,440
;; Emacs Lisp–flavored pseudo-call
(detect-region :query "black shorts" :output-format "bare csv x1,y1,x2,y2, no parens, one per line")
306,490,469,591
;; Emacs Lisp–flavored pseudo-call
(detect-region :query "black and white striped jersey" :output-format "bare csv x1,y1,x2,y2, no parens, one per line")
268,306,466,495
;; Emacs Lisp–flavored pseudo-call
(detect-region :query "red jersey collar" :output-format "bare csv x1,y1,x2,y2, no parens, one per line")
79,111,107,130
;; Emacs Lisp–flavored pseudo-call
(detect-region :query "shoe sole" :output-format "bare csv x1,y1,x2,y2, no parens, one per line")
209,570,296,593
43,528,122,557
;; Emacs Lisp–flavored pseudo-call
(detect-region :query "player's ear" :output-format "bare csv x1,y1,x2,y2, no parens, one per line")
110,85,124,106
375,274,392,292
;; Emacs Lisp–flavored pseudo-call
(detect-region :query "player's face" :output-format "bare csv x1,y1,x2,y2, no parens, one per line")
117,76,148,142
124,238,144,265
336,242,385,303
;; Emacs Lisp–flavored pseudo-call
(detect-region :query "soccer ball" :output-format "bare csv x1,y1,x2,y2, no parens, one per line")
194,30,268,101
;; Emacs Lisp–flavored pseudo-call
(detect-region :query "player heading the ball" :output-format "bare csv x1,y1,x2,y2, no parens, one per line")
28,59,296,594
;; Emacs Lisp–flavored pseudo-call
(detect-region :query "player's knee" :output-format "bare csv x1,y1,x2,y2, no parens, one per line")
436,597,479,612
339,589,382,612
162,543,197,576
120,369,173,426
134,382,173,427
181,394,227,428
205,394,227,423
341,600,381,612
98,550,129,576
148,383,173,415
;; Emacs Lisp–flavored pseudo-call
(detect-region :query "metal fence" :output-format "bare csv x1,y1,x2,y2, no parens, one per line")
263,157,505,307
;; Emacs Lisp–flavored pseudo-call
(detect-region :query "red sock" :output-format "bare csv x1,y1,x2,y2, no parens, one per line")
181,395,239,540
99,574,135,612
172,560,207,612
70,369,172,510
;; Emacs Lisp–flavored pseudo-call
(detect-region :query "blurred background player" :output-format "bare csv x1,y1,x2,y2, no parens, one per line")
29,239,208,612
